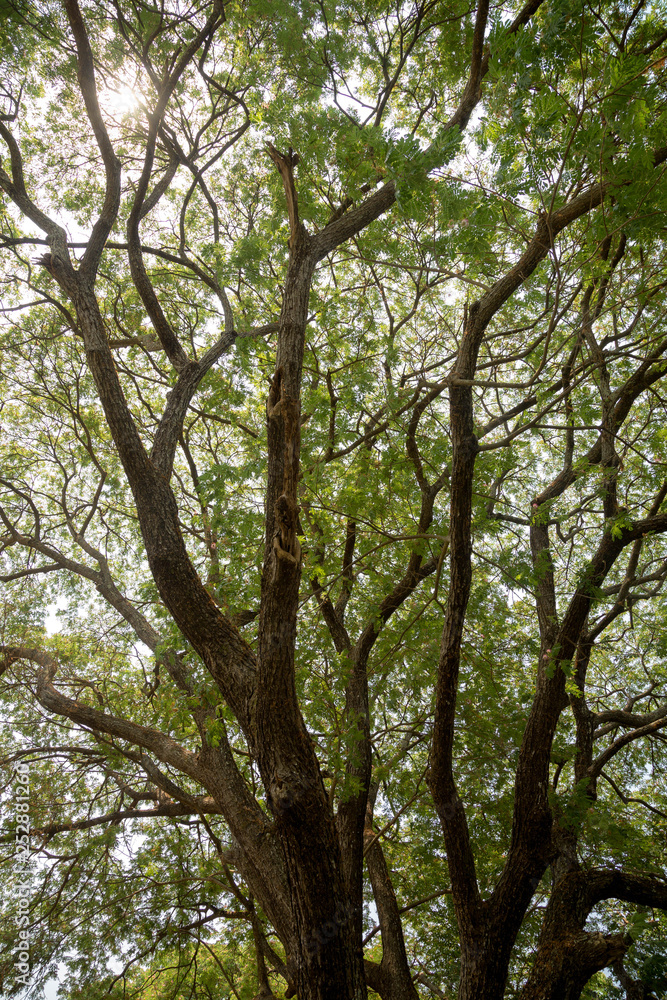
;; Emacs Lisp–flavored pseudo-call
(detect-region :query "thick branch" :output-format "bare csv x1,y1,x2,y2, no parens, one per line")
33,799,222,839
363,805,420,1000
0,646,209,785
266,145,303,248
63,0,121,279
125,8,224,372
588,714,667,779
151,329,237,477
0,123,70,265
519,869,667,1000
310,0,491,263
498,510,667,912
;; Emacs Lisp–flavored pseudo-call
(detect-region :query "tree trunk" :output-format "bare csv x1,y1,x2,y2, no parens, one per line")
255,154,366,1000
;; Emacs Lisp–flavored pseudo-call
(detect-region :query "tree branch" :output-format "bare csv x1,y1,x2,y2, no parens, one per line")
63,0,121,280
32,799,222,840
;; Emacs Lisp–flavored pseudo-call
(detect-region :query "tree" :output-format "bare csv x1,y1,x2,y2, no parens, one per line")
0,0,667,997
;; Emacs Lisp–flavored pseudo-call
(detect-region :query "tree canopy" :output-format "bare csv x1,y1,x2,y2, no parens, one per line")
1,1,667,998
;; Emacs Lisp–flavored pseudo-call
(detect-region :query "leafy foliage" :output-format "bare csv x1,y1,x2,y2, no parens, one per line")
0,1,667,999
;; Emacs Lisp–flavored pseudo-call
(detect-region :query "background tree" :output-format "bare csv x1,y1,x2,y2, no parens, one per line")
1,1,667,999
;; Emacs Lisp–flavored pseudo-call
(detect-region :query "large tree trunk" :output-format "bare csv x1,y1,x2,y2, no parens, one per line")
255,150,366,1000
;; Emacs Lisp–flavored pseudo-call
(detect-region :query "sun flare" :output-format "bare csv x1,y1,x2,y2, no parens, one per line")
100,82,141,117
